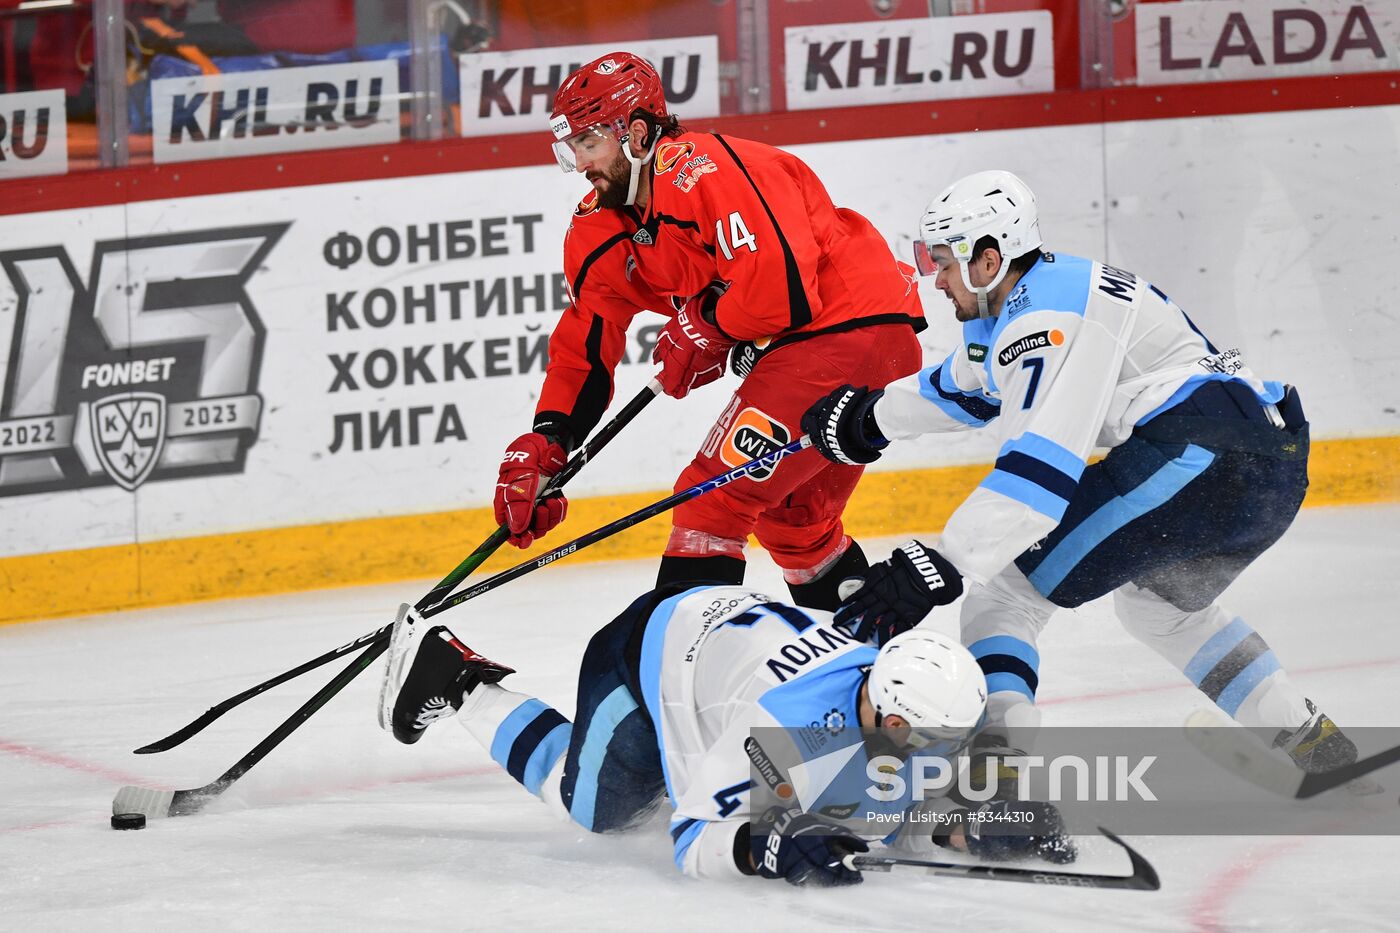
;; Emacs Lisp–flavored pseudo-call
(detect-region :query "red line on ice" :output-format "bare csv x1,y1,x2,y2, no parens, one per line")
0,738,153,786
1189,837,1309,933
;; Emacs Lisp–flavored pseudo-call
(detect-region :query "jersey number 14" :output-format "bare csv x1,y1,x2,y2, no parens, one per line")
715,212,757,260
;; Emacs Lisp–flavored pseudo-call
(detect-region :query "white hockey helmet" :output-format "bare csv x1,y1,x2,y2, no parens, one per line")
868,629,987,756
913,170,1042,318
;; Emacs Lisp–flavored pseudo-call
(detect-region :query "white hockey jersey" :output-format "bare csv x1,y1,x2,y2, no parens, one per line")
874,253,1285,587
638,585,925,880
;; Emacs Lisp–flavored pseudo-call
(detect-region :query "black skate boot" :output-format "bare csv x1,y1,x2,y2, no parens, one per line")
377,603,514,745
1273,699,1357,774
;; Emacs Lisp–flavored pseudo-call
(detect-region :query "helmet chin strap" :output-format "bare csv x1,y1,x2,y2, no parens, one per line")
957,257,1013,320
619,130,661,207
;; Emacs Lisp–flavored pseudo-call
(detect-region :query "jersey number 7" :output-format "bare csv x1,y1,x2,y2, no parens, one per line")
1021,356,1044,410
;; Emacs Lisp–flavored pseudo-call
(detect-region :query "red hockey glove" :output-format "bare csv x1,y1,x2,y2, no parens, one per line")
652,284,733,399
494,432,569,548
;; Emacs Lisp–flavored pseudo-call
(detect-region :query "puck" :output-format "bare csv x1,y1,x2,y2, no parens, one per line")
111,812,147,831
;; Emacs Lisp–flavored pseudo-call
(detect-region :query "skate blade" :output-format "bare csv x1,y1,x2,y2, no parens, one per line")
376,603,421,733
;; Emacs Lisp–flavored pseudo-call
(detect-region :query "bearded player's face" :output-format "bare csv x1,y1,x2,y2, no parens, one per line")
572,128,632,209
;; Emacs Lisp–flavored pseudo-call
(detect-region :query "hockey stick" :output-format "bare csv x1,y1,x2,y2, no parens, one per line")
846,829,1160,891
413,376,663,611
134,379,662,755
114,638,389,819
419,434,812,619
116,436,811,818
1184,709,1395,799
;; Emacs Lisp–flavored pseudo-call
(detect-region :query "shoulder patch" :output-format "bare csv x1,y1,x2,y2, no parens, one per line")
674,157,717,193
997,329,1064,367
655,140,695,175
1005,283,1032,317
967,343,988,363
575,189,600,216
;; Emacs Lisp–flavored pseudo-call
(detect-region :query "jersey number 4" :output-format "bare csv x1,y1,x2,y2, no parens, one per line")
715,211,757,260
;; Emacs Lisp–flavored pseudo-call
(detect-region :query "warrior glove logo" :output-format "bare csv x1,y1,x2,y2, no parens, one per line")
0,224,286,496
900,542,946,591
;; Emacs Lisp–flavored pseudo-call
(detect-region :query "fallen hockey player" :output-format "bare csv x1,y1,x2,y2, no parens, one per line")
378,583,1077,885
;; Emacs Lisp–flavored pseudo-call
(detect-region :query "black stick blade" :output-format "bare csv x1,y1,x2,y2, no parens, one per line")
132,709,222,754
1100,828,1161,891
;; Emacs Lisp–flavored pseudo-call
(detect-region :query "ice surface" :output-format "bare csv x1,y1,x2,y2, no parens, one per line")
4,505,1400,932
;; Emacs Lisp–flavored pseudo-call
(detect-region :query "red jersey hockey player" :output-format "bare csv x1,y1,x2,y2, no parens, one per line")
493,52,925,608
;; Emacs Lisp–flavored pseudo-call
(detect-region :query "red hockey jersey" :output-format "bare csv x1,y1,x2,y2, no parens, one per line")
535,131,924,443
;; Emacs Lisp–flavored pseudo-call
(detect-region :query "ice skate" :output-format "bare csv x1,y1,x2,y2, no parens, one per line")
377,603,514,745
1274,699,1381,795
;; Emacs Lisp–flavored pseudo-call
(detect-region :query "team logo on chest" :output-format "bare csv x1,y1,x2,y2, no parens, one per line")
655,141,695,175
575,190,600,215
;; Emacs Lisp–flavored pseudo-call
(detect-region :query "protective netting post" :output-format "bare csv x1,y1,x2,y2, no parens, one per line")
409,0,447,141
93,0,129,167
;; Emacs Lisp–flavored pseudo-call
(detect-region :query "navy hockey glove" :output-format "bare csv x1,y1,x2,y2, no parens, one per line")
834,541,964,645
942,801,1077,864
750,808,868,887
801,384,887,465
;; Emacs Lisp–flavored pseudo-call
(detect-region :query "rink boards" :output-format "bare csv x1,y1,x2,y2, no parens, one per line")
3,104,1398,623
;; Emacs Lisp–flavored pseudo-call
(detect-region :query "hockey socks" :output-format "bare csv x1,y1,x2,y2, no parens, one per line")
458,687,574,819
1115,585,1314,729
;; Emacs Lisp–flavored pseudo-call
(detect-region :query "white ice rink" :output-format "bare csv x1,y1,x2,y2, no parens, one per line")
5,504,1400,933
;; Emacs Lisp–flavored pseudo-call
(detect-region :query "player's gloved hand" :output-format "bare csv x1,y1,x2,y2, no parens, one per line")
801,384,887,465
834,540,964,645
750,808,868,887
947,800,1077,864
494,431,569,548
652,283,733,399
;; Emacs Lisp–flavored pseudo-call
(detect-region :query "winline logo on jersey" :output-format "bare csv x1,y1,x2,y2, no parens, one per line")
746,726,1400,836
711,405,791,482
0,225,286,497
997,328,1064,366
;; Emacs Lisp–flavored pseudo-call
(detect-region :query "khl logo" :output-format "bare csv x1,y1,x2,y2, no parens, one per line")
0,224,288,496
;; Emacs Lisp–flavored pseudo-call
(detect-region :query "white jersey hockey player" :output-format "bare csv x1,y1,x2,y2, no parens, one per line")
802,170,1360,780
379,582,1075,885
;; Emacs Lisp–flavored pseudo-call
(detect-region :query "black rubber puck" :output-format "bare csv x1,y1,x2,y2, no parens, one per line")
111,812,147,830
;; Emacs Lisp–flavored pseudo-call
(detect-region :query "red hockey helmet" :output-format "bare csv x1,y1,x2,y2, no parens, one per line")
549,52,668,174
